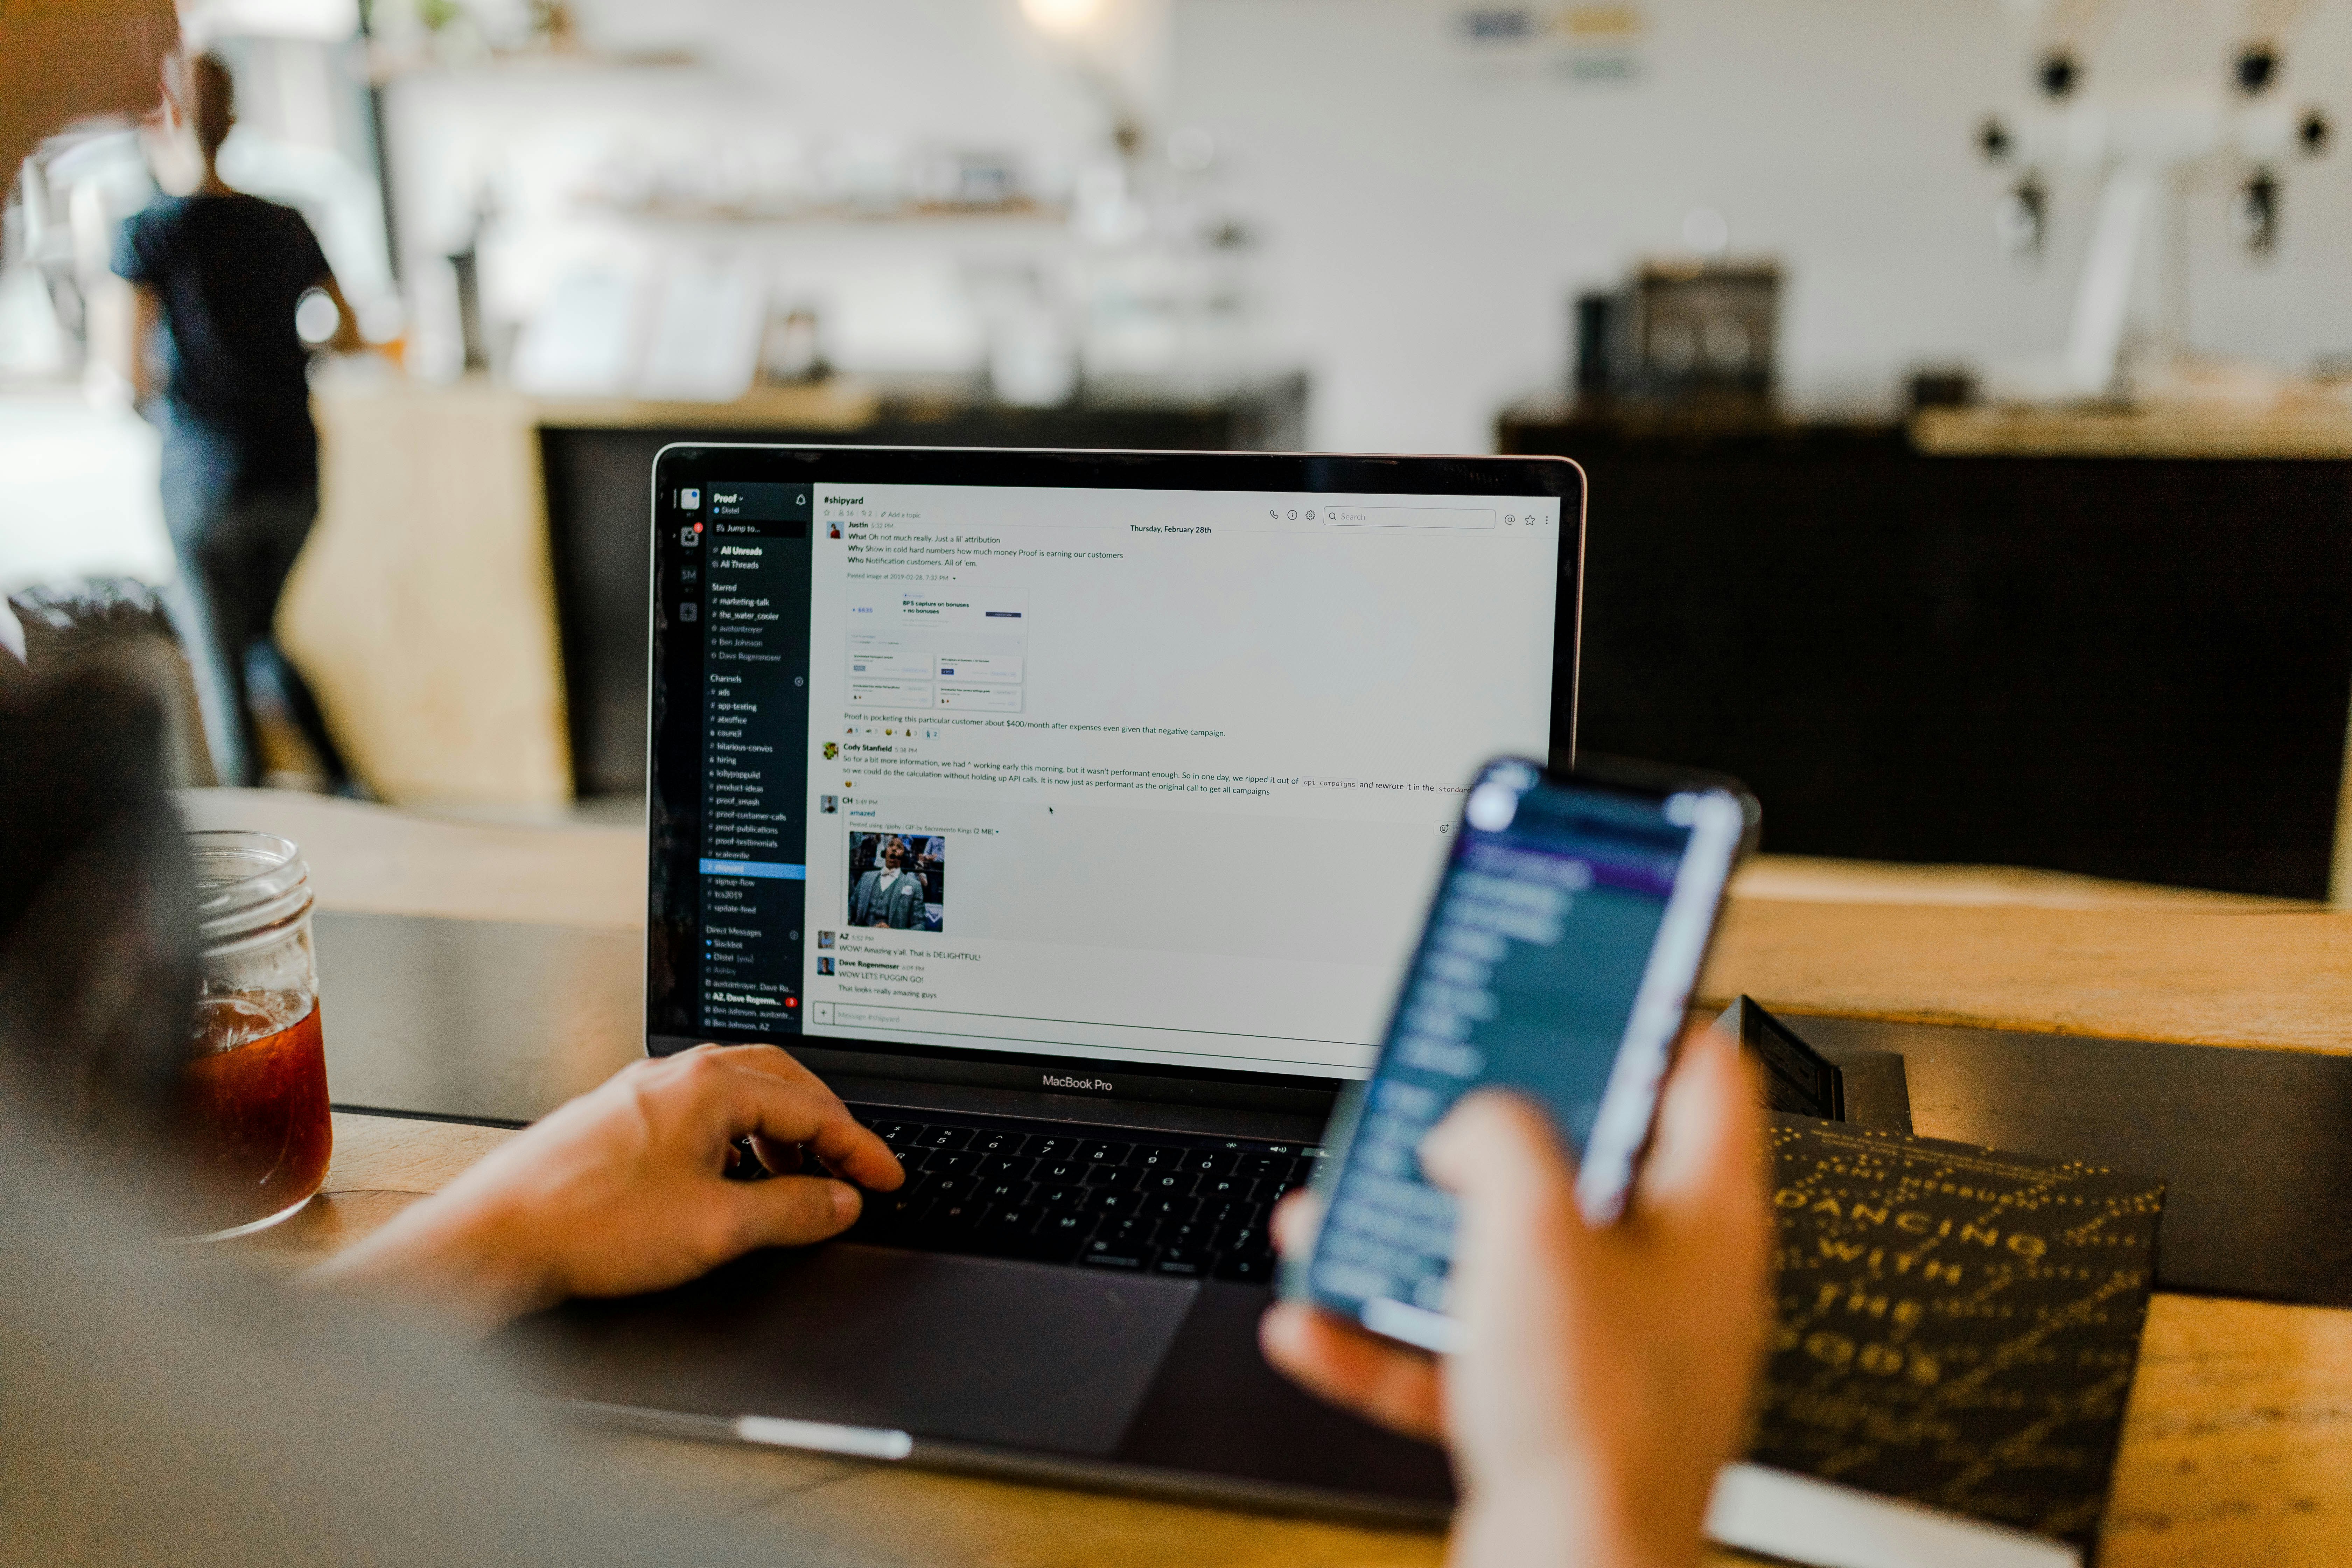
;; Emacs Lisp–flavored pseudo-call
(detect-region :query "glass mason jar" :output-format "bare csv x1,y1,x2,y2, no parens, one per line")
177,831,334,1239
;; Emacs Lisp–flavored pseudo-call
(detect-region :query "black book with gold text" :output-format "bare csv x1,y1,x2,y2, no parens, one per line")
1707,1117,2166,1568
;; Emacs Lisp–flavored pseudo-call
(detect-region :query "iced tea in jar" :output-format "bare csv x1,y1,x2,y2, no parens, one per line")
176,831,332,1239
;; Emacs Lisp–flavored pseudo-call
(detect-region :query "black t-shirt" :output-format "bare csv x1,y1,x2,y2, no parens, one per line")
113,193,331,487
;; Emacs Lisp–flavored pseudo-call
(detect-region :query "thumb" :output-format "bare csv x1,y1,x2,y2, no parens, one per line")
1631,1025,1764,1229
1421,1091,1588,1276
1416,1092,1589,1467
720,1174,863,1255
1421,1090,1579,1218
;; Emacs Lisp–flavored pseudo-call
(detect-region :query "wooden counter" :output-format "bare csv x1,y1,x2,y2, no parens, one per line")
281,376,880,810
286,372,1305,809
1913,400,2352,459
197,789,2352,1567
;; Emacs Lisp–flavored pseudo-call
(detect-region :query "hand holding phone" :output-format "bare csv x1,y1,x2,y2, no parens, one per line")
1262,1034,1771,1568
1281,757,1754,1354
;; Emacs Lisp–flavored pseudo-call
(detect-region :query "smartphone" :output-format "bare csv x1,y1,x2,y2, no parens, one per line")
1283,757,1756,1355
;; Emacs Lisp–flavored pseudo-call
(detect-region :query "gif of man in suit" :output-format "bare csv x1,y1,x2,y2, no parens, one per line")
850,838,927,929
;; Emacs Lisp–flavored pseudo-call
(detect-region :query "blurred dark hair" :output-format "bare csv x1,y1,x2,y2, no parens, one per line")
190,52,234,158
0,658,198,1140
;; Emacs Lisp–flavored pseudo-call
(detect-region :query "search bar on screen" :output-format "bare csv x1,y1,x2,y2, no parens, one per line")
1322,505,1496,530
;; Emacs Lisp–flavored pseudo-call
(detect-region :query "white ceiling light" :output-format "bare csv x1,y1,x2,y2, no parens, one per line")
1020,0,1107,38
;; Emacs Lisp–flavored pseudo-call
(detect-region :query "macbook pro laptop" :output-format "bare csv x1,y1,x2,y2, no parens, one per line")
505,444,1585,1520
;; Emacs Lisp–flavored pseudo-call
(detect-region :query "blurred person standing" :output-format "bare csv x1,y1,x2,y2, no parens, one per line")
112,51,362,791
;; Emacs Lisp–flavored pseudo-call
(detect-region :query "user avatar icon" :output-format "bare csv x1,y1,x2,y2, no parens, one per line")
823,742,839,760
820,794,838,814
817,956,836,975
817,931,835,948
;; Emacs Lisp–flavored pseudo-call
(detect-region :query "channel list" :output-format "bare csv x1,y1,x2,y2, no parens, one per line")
696,516,811,1034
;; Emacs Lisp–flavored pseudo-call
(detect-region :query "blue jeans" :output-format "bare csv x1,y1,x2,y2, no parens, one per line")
158,427,347,789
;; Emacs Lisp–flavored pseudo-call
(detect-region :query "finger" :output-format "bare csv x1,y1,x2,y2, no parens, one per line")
1420,1090,1582,1241
1270,1189,1323,1258
681,1060,903,1190
712,1047,904,1190
1419,1092,1588,1397
748,1076,902,1190
1631,1025,1762,1229
720,1173,863,1254
1259,1302,1444,1441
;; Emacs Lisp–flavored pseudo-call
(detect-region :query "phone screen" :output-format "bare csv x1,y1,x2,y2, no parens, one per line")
1290,758,1748,1353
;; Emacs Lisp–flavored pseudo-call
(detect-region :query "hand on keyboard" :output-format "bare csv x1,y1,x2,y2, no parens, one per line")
307,1044,903,1329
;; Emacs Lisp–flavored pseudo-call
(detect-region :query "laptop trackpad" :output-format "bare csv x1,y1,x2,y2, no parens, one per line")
504,1244,1199,1457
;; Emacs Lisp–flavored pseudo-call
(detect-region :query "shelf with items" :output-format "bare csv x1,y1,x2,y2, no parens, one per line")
573,195,1070,230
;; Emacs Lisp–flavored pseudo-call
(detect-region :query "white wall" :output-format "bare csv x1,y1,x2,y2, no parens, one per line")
1166,0,2352,451
382,0,2352,449
0,392,169,597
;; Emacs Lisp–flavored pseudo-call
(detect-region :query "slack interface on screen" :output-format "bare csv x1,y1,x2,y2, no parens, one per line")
680,481,1560,1080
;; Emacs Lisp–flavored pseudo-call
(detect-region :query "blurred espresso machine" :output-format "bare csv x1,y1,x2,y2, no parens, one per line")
1573,261,1781,419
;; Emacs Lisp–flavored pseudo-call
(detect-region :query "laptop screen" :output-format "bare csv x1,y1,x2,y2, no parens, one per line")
646,448,1581,1098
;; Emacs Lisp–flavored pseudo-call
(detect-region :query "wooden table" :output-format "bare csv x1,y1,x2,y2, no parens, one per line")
193,789,2352,1567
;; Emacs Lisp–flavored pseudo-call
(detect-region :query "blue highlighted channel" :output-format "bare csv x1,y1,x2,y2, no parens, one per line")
699,859,807,881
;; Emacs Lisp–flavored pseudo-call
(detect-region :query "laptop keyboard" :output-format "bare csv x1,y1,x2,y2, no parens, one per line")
739,1106,1328,1283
